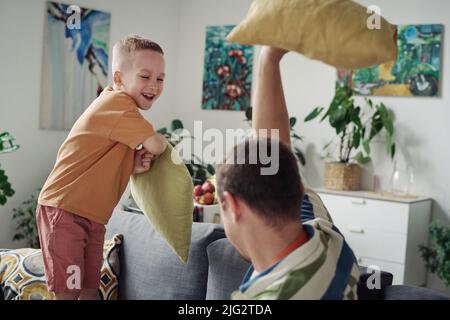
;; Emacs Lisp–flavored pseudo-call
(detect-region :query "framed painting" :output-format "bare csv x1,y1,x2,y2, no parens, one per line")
202,25,254,111
338,24,443,97
40,1,111,130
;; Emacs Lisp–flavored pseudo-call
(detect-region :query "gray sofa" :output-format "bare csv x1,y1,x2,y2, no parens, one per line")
105,209,450,300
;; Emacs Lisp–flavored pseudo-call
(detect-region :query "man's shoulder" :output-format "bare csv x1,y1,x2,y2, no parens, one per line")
302,188,333,223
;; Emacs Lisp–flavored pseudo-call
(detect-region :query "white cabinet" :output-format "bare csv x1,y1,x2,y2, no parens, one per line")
315,188,432,285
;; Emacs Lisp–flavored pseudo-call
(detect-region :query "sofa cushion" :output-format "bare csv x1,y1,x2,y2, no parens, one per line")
206,238,251,300
0,234,123,300
384,285,450,300
105,209,225,300
357,266,393,300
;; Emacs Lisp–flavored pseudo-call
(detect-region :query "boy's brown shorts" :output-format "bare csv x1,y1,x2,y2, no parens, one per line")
36,205,105,293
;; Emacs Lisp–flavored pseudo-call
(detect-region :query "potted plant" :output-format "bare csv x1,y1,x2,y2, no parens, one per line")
157,119,215,186
420,221,450,288
0,131,20,205
12,189,41,248
304,82,395,190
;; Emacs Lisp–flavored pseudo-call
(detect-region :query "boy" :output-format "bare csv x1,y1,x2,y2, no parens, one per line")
216,47,360,299
37,35,167,300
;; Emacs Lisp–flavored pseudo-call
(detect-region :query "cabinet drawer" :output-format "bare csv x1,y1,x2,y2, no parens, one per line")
358,257,405,285
341,228,407,264
318,193,409,234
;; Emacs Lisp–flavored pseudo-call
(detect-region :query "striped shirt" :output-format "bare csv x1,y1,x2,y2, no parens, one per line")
231,188,360,300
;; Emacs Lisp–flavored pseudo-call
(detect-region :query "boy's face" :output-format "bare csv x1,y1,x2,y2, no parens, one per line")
117,50,165,110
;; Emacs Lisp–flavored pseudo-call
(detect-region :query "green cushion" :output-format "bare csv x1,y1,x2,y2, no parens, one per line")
130,143,193,263
227,0,398,69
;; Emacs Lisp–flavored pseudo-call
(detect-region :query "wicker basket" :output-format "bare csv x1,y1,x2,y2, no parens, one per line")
324,162,361,191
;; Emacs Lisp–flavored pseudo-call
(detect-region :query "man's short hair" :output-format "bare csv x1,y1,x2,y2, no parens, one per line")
112,34,164,73
217,138,304,229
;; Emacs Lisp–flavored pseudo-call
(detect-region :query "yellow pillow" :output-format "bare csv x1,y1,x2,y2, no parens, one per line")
130,143,193,263
227,0,398,69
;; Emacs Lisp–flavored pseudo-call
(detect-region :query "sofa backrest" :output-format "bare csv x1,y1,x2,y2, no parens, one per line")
106,209,401,300
105,209,226,300
206,238,251,299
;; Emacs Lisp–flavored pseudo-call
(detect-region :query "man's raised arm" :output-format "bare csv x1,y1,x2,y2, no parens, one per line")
252,47,291,147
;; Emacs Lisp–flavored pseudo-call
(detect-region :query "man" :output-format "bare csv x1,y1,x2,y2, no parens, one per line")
216,47,360,300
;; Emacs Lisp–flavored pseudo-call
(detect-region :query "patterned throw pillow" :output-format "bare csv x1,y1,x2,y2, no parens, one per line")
0,234,123,300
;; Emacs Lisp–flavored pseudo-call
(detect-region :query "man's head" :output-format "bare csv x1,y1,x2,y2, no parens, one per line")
111,35,165,110
216,138,304,258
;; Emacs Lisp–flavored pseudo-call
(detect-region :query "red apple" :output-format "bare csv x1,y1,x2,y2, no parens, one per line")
201,181,215,194
194,185,204,197
194,195,201,203
202,192,215,205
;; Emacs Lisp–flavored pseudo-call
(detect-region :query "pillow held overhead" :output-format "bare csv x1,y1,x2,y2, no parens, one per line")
131,143,193,264
227,0,398,69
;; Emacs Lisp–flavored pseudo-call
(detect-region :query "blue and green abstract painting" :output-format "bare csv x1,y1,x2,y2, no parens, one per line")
40,1,111,129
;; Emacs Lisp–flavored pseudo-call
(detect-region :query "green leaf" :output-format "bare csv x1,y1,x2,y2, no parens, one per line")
289,117,297,128
335,122,347,135
171,119,184,131
291,133,303,141
329,108,347,128
381,112,394,136
386,133,392,154
304,107,324,122
351,107,362,128
352,129,361,150
353,152,371,164
293,147,306,165
363,140,371,155
322,139,334,151
157,127,167,134
245,107,253,121
369,113,383,140
206,164,215,175
391,143,396,159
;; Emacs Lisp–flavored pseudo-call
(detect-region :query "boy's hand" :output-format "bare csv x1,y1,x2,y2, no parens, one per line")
133,148,158,174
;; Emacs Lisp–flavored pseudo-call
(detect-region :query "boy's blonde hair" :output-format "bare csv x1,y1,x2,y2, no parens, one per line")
112,34,164,73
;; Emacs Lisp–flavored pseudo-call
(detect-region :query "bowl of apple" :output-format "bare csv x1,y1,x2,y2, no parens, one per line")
193,179,218,206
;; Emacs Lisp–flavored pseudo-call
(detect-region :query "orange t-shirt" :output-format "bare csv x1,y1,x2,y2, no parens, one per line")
38,87,155,224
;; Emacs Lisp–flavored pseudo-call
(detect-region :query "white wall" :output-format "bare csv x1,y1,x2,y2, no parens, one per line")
0,0,179,247
173,0,450,293
174,0,254,134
